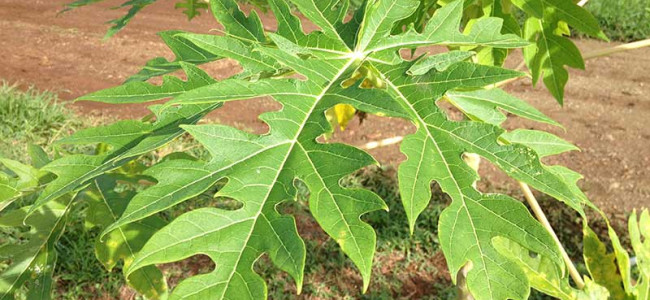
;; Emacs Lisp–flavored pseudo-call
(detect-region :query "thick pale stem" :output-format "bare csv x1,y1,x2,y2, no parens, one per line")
583,39,650,59
518,182,586,289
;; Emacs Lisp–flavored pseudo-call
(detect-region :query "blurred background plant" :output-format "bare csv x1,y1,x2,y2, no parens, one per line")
583,0,650,42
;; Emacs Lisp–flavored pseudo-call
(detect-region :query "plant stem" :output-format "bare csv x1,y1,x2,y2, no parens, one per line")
583,39,650,59
518,181,586,289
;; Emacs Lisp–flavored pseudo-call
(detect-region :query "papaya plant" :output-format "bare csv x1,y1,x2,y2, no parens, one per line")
2,0,646,299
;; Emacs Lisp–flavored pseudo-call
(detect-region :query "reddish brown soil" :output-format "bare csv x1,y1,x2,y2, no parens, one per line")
1,0,649,214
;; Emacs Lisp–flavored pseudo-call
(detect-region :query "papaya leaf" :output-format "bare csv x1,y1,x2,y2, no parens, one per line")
0,159,41,211
95,1,591,298
510,0,543,18
366,0,528,52
494,237,610,300
446,88,561,127
104,0,157,39
81,177,168,299
0,195,74,300
29,66,220,212
117,62,403,299
42,0,607,299
501,129,578,157
407,50,476,76
583,227,627,299
175,0,209,19
376,60,577,300
522,0,606,104
82,63,215,103
629,210,650,299
126,31,221,83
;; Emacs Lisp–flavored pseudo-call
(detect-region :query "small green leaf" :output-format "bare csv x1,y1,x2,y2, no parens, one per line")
175,0,208,20
493,237,573,299
447,88,561,127
212,0,265,42
0,159,40,210
542,0,608,40
366,0,528,59
501,129,578,157
629,210,650,299
126,31,221,83
79,63,215,104
104,0,157,39
27,145,50,169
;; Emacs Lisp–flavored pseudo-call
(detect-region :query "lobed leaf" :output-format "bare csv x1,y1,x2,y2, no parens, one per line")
0,159,41,211
31,65,220,212
126,31,221,83
446,88,561,127
81,177,168,299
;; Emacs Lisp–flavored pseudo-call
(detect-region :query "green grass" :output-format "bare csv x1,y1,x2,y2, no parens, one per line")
584,0,650,41
53,204,129,299
0,82,88,162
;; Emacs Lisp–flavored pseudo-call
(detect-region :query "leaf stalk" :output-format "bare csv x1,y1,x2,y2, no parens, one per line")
518,181,586,289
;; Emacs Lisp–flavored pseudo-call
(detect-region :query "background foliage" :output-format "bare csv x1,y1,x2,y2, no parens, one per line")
583,0,650,42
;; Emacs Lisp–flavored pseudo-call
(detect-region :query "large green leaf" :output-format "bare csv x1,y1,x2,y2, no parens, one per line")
118,54,404,299
38,0,606,299
96,0,584,298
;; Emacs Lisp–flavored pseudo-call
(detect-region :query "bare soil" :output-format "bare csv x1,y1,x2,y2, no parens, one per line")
1,0,649,215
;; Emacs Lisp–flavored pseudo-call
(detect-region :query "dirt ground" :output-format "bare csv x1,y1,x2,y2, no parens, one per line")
1,0,649,213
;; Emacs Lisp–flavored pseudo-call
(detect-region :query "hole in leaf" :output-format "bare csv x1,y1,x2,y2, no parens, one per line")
437,98,466,121
159,254,215,290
